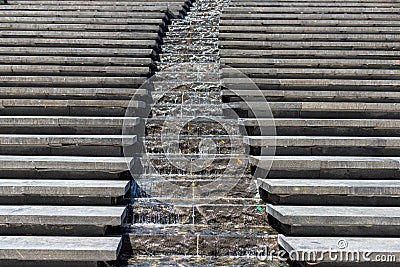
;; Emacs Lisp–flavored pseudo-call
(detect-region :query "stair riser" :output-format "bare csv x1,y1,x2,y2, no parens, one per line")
132,204,267,225
260,190,400,207
269,214,400,237
0,195,126,205
256,168,400,179
238,109,400,119
250,126,400,137
0,107,147,117
252,146,400,156
0,145,122,156
0,225,112,236
123,234,277,257
0,170,131,180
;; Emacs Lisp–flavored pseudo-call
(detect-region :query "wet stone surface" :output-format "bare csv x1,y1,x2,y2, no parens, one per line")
126,0,281,264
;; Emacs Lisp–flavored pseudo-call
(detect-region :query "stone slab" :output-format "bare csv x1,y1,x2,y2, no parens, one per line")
0,155,130,172
0,179,129,197
279,235,400,263
0,56,152,66
267,204,400,226
246,136,400,147
240,118,400,128
223,90,400,102
0,236,121,261
0,76,147,87
251,156,400,170
0,47,154,57
0,134,135,146
258,178,400,196
220,49,400,59
0,87,148,100
0,205,126,225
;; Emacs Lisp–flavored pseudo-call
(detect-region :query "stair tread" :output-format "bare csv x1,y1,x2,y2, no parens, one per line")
268,204,400,225
0,205,125,225
0,155,130,171
258,178,400,195
279,235,400,263
241,118,400,127
246,136,400,147
0,235,121,261
0,179,129,196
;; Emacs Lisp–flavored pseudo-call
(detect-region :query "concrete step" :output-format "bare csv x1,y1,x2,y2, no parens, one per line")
258,178,400,206
220,41,400,50
227,68,400,79
246,136,400,156
224,78,400,90
220,33,400,42
220,26,400,34
229,2,400,7
223,90,400,103
0,30,158,40
0,4,185,11
0,236,121,264
0,205,126,235
0,38,157,49
0,11,169,19
0,87,148,100
0,179,130,205
230,101,400,118
0,65,150,77
278,235,400,266
0,76,146,87
0,56,153,67
0,47,155,57
220,49,400,59
0,134,135,156
221,19,400,27
224,6,400,13
221,13,400,21
0,16,165,25
241,118,400,136
251,155,400,178
0,116,136,134
0,155,131,179
267,205,400,236
221,58,400,68
0,23,161,32
13,0,189,4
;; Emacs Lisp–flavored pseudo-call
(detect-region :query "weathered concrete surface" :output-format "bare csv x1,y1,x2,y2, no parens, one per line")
251,156,400,170
279,235,400,263
259,179,400,196
0,205,126,225
246,136,400,148
0,179,129,196
0,236,121,261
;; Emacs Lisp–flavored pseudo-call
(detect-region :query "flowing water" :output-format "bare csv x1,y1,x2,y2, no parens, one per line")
137,0,250,204
124,0,285,265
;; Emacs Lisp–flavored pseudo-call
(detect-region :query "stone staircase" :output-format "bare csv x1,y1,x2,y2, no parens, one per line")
0,0,188,265
220,0,400,266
